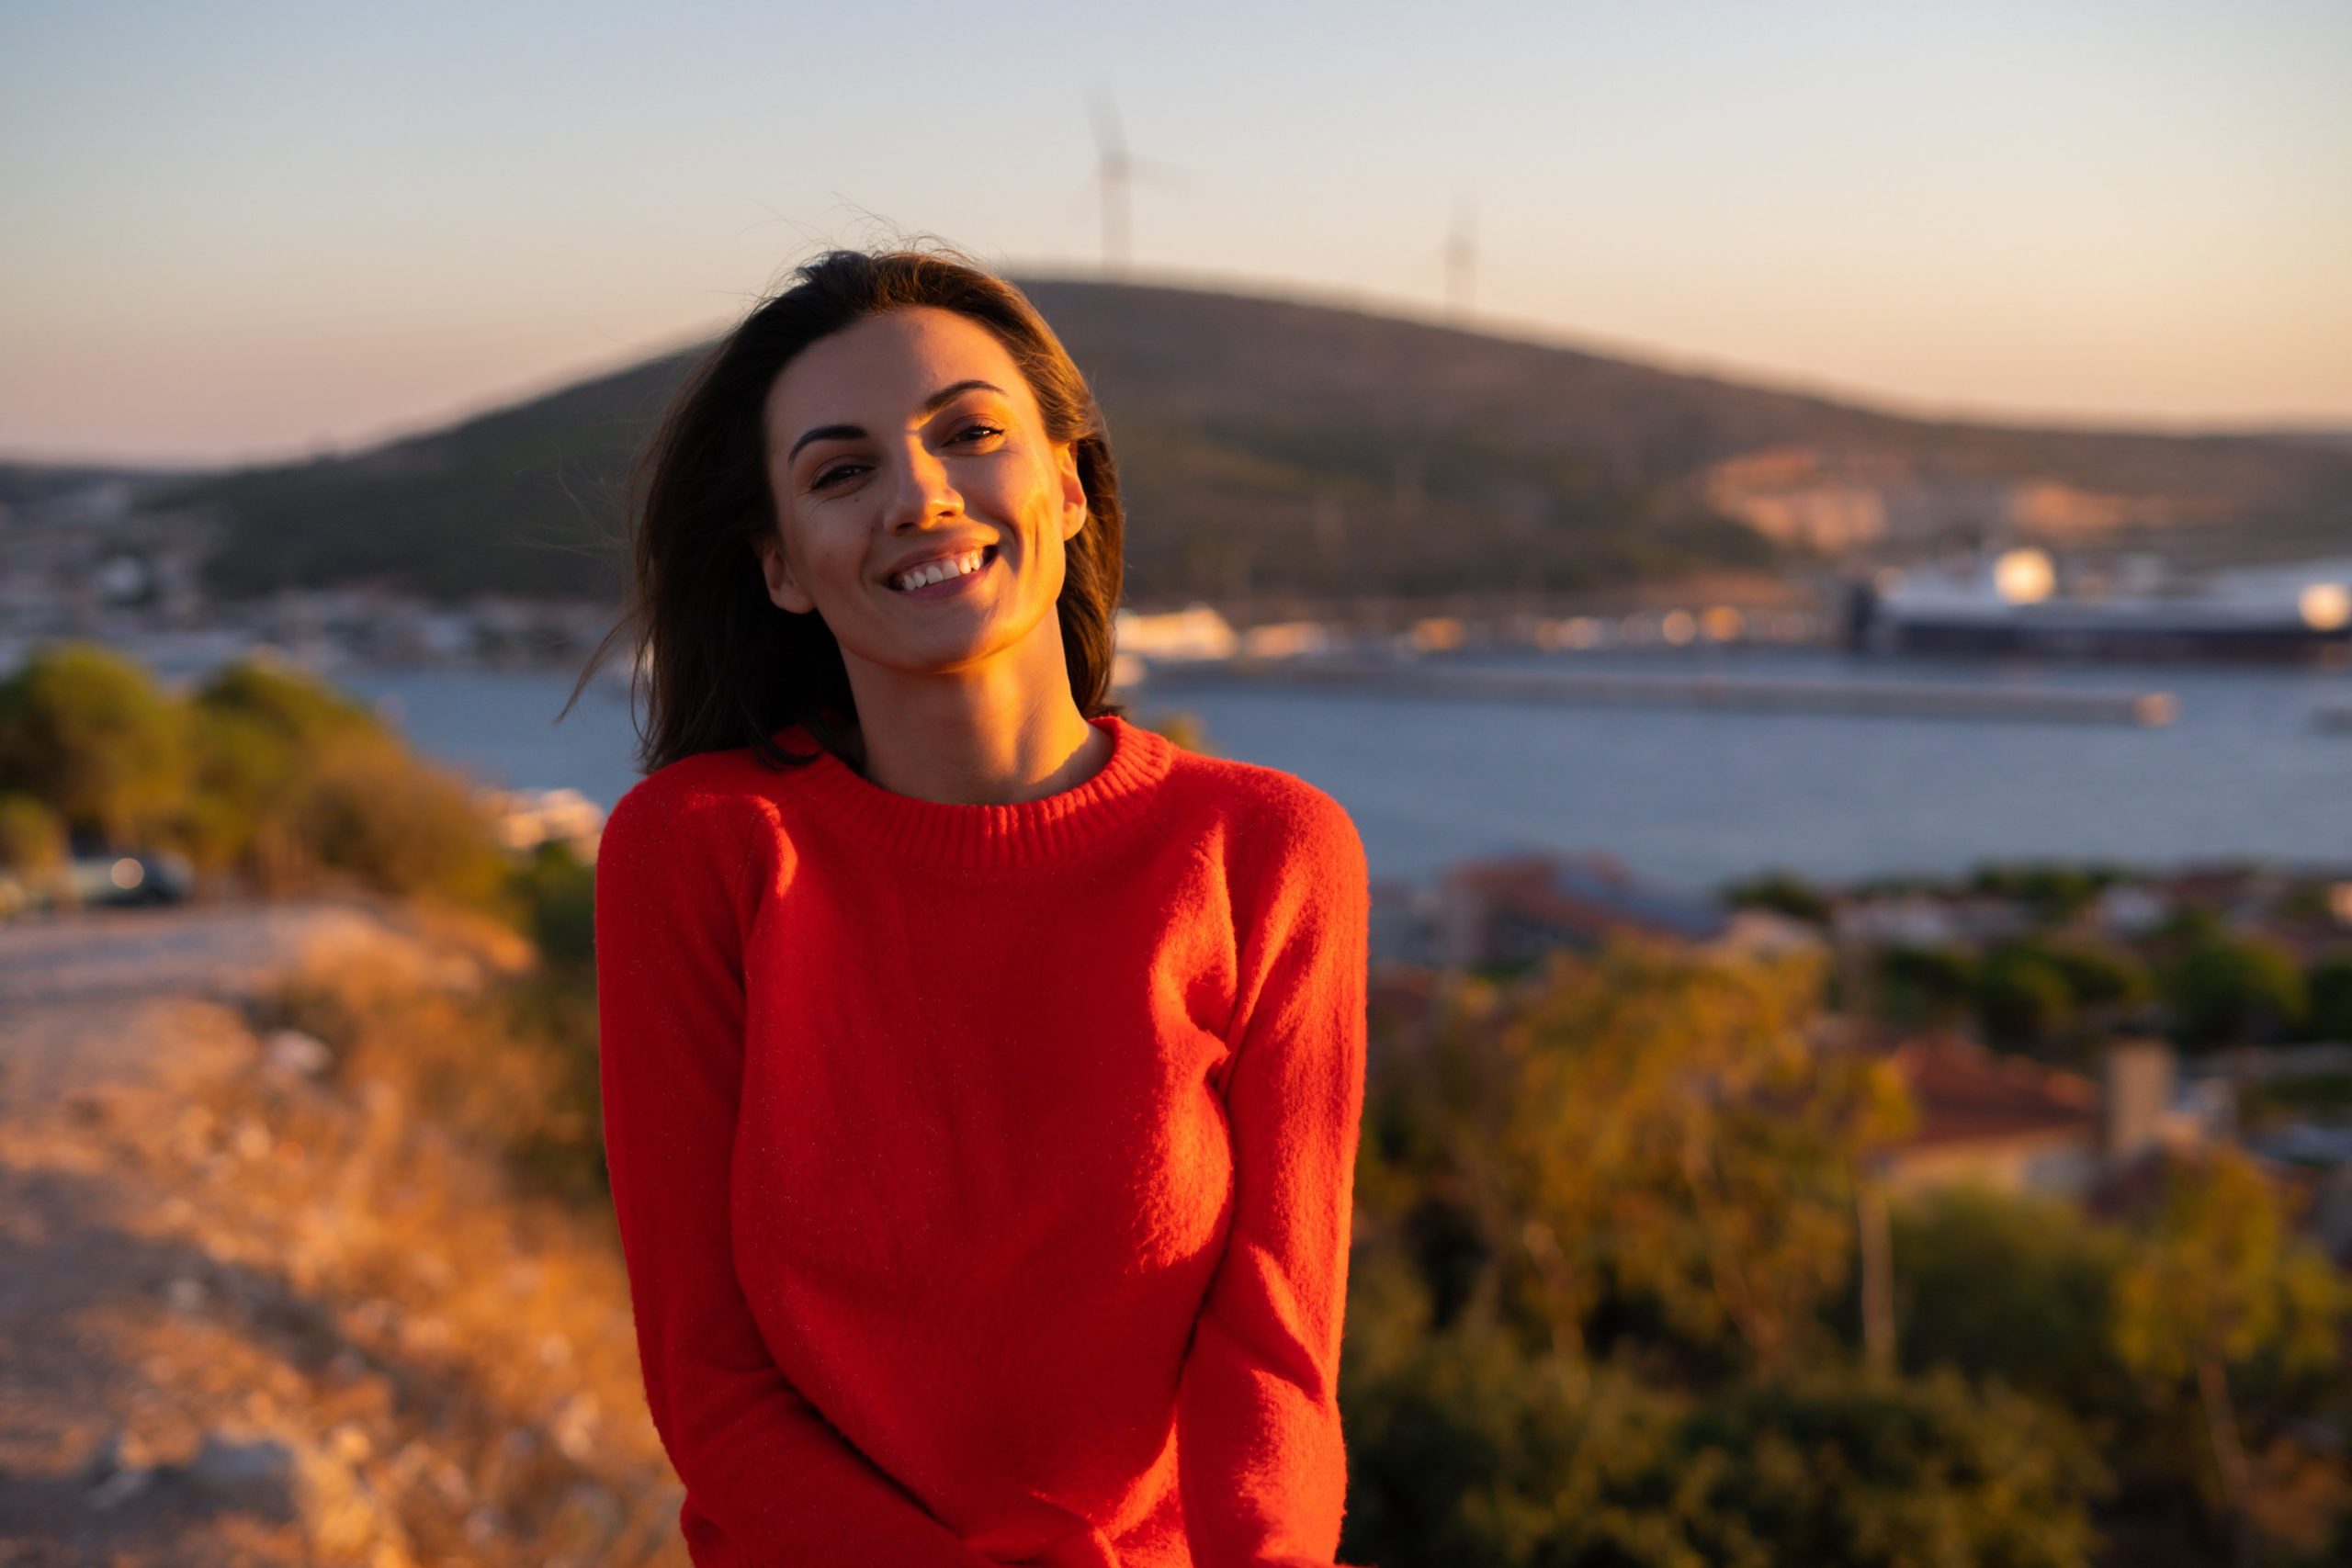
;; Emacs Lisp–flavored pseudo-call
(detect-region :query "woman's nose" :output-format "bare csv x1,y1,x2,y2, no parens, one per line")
882,441,962,529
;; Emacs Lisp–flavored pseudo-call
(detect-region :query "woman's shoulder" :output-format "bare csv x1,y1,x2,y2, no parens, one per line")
1157,732,1363,878
602,736,819,854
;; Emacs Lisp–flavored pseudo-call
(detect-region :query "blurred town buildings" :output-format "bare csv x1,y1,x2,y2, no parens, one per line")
1366,848,2352,1269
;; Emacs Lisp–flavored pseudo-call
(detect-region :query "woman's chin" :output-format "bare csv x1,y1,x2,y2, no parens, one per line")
857,628,1026,679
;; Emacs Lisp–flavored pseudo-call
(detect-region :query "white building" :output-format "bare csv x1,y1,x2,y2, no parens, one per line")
1114,604,1237,663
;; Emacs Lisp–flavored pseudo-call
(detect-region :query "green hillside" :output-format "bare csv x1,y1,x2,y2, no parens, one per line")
157,354,694,603
152,276,2352,605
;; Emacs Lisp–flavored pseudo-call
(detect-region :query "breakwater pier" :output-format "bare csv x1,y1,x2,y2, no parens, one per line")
1146,657,2180,727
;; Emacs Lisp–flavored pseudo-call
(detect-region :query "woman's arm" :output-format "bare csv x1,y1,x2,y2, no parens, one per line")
594,782,998,1568
1175,784,1374,1568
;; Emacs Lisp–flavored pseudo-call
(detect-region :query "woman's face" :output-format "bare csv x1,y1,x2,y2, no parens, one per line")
757,306,1087,688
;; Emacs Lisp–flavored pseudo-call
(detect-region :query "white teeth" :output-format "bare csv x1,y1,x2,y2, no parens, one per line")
892,549,987,592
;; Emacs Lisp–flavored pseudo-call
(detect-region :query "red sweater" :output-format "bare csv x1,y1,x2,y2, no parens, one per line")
594,712,1371,1568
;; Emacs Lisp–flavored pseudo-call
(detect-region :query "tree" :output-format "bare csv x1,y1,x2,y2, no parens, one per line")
1340,1317,2107,1568
1969,861,2116,926
1872,944,1978,1031
193,654,387,743
2109,1148,2352,1564
1339,935,2136,1567
512,840,596,972
2038,938,2154,1013
2162,939,2308,1050
286,733,509,908
1340,1294,1695,1568
1890,1188,2132,1415
1491,939,1910,1372
0,792,65,873
0,641,188,845
173,655,510,909
2304,955,2352,1044
1723,870,1832,927
1977,945,2078,1052
177,655,399,879
1666,1369,2106,1568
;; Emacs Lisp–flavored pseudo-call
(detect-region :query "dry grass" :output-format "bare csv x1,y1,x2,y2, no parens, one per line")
181,942,690,1566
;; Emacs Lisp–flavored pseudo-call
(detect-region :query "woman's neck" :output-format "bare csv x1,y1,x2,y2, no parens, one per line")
837,652,1111,807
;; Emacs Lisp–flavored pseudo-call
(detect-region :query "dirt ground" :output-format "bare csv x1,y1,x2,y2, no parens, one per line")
0,897,687,1568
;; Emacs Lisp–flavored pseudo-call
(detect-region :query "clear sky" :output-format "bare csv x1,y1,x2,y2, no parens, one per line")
5,0,2348,466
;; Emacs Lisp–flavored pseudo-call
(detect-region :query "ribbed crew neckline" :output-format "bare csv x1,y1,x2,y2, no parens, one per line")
769,713,1175,872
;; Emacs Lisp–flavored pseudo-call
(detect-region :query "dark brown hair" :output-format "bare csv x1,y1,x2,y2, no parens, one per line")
569,245,1126,778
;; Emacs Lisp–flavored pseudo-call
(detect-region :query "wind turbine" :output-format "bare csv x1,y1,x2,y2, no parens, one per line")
1443,191,1477,321
1082,91,1185,278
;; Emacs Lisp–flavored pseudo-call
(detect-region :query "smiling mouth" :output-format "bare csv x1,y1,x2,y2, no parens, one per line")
888,543,1000,595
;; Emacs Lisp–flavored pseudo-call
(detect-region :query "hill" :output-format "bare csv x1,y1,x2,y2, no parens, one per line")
0,461,198,513
153,277,2352,606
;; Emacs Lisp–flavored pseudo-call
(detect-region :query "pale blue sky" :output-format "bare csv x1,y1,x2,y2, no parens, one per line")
4,0,2347,463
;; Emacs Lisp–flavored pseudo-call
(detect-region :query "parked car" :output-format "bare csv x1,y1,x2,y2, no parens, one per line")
0,849,196,916
69,849,196,907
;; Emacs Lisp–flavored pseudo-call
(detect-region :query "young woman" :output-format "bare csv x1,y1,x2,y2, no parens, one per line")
589,247,1371,1568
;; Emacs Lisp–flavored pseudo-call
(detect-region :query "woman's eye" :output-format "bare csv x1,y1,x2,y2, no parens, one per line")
811,462,865,490
953,423,1004,445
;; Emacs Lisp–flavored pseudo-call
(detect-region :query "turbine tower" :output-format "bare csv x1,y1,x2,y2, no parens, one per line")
1084,91,1183,278
1090,93,1134,277
1444,191,1477,321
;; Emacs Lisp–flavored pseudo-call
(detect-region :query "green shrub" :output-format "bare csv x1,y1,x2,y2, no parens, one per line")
1724,869,1833,926
0,641,188,844
1977,945,2077,1051
1968,861,2120,926
1873,944,1979,1029
286,730,509,908
2162,937,2309,1049
2038,938,2155,1011
2305,955,2352,1043
1340,1312,2106,1568
0,791,65,872
1891,1189,2132,1414
510,840,596,972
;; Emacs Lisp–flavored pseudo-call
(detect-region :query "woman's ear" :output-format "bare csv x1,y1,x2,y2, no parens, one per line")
1056,441,1087,543
754,529,815,615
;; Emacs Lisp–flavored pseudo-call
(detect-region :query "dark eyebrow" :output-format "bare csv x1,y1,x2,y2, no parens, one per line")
786,379,1010,464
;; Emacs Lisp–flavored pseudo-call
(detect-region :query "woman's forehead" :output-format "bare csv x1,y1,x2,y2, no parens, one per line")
764,307,1035,430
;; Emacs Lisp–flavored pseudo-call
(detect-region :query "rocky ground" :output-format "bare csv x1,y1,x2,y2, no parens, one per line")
0,897,687,1568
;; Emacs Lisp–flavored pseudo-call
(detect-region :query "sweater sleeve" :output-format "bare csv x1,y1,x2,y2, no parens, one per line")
594,781,999,1568
1176,786,1373,1568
